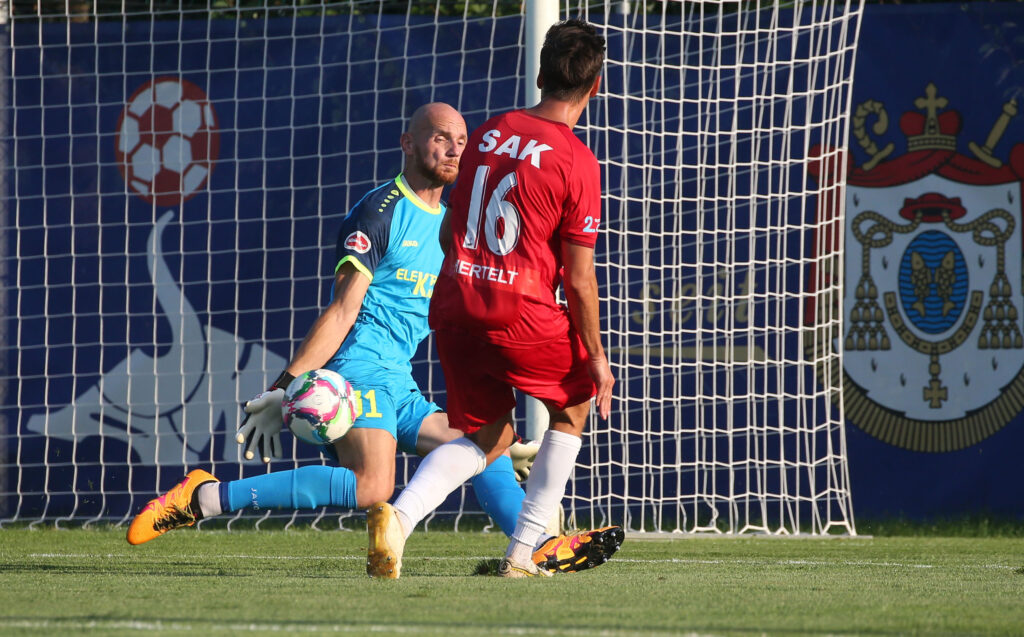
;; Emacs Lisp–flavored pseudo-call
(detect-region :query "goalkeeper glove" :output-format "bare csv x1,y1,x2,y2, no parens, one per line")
509,439,541,482
235,371,294,463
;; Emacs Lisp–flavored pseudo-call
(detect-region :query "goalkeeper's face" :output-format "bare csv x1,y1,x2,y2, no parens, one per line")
404,103,468,187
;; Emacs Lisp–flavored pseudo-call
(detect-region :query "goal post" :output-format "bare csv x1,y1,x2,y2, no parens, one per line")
0,0,860,535
521,0,558,442
0,0,8,522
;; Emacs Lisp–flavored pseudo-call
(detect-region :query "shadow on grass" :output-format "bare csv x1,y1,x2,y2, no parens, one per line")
474,557,501,575
0,560,268,577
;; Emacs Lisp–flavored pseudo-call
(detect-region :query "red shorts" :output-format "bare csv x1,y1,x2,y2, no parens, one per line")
434,327,596,434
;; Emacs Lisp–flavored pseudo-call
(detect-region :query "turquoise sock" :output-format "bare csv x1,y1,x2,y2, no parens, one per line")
219,465,357,512
470,455,525,537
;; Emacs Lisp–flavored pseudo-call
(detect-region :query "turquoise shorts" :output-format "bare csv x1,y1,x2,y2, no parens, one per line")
320,359,439,456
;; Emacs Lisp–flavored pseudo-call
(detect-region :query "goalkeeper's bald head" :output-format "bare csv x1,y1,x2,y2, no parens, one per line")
402,102,467,187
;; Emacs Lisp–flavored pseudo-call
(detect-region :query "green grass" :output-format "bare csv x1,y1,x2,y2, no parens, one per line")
2,527,1024,635
857,516,1024,538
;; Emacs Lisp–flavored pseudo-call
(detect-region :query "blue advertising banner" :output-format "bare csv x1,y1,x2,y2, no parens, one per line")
3,4,1022,523
2,14,522,519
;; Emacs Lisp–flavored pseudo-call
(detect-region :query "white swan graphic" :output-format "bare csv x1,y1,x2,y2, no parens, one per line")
25,211,287,465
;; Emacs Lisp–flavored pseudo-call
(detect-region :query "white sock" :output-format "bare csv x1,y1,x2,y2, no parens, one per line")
506,429,581,563
533,535,555,551
393,437,487,538
196,483,222,518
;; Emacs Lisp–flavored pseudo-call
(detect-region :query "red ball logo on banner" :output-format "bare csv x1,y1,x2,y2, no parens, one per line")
115,77,220,207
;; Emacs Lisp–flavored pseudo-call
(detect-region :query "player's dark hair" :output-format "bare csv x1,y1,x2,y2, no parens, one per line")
539,19,606,102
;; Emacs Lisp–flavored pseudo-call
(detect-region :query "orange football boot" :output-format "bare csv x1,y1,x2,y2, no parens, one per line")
532,526,625,573
126,469,218,545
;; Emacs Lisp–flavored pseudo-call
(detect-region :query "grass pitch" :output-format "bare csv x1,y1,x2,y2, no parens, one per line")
2,526,1023,635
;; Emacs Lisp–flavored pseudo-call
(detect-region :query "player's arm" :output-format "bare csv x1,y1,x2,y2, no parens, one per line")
288,198,390,375
238,198,387,462
235,262,370,462
285,261,370,375
561,241,614,419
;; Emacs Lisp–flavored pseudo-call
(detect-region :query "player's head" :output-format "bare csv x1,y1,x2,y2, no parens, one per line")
401,102,467,188
539,19,605,102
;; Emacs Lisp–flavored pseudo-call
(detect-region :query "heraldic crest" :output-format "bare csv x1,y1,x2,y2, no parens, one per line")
811,82,1024,452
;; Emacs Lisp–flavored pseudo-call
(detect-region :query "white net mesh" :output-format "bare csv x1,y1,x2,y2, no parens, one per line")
0,0,859,534
574,1,860,534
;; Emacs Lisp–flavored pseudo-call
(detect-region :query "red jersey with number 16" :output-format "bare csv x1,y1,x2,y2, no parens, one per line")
429,109,602,347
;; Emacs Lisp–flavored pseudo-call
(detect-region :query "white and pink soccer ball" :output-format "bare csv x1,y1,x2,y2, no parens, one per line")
281,369,358,445
115,77,220,207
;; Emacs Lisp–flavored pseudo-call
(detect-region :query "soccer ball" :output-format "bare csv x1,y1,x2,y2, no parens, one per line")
115,77,220,207
281,369,358,445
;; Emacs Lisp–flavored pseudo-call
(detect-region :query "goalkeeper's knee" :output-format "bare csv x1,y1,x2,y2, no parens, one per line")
352,469,395,508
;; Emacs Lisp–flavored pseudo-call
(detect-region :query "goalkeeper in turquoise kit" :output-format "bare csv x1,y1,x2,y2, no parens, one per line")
127,103,526,539
126,103,607,574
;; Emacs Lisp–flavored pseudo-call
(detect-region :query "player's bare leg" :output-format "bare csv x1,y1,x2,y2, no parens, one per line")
413,411,462,453
465,412,519,464
333,427,397,507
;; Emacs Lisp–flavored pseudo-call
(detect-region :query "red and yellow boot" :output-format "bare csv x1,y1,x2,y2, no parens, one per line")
532,526,625,573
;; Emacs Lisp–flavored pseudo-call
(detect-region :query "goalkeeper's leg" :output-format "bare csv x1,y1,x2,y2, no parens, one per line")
126,429,397,546
126,464,361,545
126,422,526,545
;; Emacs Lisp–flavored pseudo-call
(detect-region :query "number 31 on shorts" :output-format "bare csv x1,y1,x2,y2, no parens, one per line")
350,389,384,419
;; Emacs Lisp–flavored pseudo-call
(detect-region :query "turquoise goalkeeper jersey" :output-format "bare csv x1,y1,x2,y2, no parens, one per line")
327,174,444,373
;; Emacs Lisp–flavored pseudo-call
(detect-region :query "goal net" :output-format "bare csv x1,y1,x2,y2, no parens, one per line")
0,0,860,535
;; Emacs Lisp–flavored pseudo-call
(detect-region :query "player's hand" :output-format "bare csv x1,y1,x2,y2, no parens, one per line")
235,388,286,463
509,439,541,482
588,353,615,420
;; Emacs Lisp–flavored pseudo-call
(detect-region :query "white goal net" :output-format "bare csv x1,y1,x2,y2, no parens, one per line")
0,0,860,535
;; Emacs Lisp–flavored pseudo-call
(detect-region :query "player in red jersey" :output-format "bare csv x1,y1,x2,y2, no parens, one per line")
366,19,621,579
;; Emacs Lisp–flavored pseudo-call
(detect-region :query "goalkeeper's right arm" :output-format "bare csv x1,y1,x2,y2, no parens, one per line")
235,262,370,462
284,261,370,376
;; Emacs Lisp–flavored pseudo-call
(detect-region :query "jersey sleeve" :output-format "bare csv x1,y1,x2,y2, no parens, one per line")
334,201,391,280
559,149,602,248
